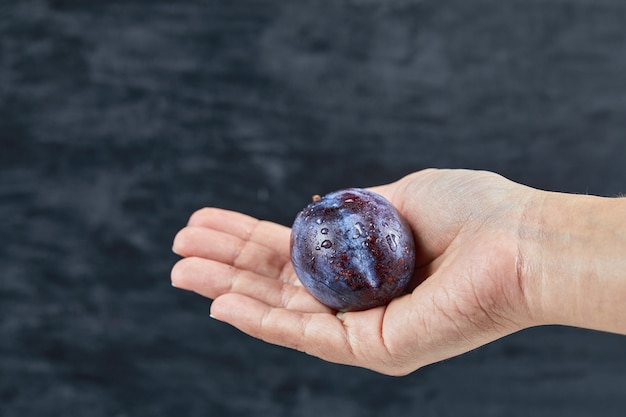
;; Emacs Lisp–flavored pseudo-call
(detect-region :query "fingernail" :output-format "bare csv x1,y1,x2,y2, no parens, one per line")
172,245,179,255
336,312,346,321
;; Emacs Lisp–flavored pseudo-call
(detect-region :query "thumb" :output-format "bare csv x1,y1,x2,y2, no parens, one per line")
367,171,445,266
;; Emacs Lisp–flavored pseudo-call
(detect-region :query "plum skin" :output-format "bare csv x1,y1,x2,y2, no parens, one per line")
290,188,416,312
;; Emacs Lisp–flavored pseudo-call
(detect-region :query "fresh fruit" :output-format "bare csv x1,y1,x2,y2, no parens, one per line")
290,188,416,312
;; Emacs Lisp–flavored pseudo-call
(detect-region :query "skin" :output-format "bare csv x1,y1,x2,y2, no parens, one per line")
171,168,626,376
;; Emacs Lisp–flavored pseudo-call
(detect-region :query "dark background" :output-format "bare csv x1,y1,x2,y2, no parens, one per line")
1,0,625,416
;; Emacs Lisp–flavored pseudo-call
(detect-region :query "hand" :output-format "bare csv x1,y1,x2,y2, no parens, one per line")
171,169,625,375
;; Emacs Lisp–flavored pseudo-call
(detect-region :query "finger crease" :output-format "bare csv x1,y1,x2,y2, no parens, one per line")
379,310,393,357
278,260,295,284
228,267,244,294
340,318,357,362
297,314,313,353
279,285,291,309
231,218,264,267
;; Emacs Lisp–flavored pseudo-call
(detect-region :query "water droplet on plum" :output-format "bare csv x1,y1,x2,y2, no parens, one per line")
321,240,332,249
353,222,365,238
386,234,398,251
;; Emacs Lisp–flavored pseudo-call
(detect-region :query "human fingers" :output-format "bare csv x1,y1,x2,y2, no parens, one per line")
208,277,448,375
210,293,364,369
186,207,292,258
171,257,330,314
211,292,424,375
173,226,292,282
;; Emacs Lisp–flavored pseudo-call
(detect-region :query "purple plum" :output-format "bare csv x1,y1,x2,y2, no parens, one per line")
290,188,416,312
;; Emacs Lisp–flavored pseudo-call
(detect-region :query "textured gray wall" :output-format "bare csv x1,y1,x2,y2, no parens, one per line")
1,1,625,416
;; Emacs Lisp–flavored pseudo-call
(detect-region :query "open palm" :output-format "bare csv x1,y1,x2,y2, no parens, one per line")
172,169,538,375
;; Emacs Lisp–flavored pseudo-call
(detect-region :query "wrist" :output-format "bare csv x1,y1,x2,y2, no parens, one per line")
521,191,626,333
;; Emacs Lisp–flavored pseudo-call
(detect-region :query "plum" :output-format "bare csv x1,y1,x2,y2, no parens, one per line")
290,188,416,312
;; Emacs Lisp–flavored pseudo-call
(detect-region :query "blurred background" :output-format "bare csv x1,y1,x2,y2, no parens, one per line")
1,0,625,416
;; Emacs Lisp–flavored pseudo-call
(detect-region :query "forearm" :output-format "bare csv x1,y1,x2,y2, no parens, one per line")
522,191,626,334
